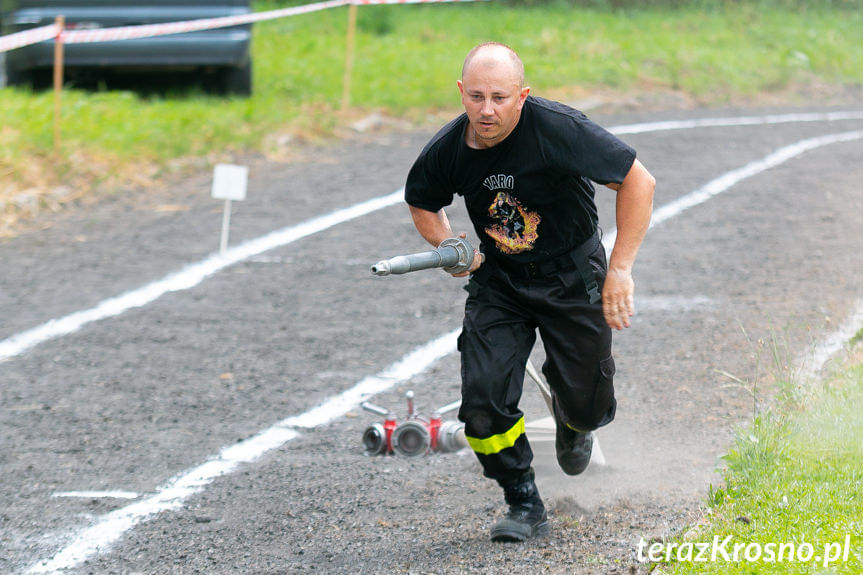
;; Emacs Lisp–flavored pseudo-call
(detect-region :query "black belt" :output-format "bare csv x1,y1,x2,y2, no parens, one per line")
486,230,603,304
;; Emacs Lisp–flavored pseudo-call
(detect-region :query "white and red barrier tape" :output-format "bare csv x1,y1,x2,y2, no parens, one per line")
0,24,58,54
62,0,350,44
0,0,484,53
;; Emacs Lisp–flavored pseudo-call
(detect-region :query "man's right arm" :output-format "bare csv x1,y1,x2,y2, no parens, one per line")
409,205,456,247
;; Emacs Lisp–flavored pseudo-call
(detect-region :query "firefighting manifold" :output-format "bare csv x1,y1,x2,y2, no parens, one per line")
361,391,467,458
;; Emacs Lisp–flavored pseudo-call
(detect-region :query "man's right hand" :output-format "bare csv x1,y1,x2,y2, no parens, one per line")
601,266,635,330
448,233,483,277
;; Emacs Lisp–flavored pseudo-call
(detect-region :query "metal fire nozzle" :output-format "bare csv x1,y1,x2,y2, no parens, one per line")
370,237,477,276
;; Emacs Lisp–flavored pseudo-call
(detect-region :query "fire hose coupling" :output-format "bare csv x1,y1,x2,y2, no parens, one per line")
361,391,467,457
370,236,478,276
438,237,475,275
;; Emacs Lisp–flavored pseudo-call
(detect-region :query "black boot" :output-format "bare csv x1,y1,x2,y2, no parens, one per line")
490,470,549,542
553,397,593,476
556,425,593,476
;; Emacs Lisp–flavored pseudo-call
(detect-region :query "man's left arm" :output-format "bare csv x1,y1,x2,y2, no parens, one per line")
603,158,655,330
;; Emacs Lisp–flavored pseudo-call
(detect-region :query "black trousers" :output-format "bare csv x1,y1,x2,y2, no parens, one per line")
457,241,616,484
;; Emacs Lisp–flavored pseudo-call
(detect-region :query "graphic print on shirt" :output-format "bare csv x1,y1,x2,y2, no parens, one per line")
483,174,541,254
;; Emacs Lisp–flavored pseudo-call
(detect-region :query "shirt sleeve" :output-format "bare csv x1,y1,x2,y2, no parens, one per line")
404,141,455,213
537,104,636,185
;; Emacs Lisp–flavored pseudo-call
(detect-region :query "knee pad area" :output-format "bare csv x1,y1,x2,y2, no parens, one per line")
461,408,494,438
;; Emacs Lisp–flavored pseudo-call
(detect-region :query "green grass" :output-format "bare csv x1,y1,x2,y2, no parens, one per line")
1,0,862,207
308,1,863,110
656,355,863,574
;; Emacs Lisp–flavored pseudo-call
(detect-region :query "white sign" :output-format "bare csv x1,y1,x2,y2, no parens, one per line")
211,164,248,201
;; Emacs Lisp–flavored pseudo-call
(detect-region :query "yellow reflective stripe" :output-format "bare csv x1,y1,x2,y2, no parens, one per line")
465,417,525,455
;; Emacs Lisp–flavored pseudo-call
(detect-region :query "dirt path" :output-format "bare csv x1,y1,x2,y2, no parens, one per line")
2,104,862,574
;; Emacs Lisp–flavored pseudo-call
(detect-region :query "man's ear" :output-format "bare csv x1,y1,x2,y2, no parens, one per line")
457,79,465,97
517,86,530,108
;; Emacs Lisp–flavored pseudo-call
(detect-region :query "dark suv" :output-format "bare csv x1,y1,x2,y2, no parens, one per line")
1,0,253,95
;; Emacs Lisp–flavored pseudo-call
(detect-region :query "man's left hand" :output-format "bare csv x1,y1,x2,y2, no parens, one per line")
602,267,635,330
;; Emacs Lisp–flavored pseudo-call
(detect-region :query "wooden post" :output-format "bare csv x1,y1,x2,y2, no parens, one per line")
341,2,357,112
53,15,65,155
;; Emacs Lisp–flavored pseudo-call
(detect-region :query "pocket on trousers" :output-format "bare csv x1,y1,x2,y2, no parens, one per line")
593,356,617,426
599,356,615,380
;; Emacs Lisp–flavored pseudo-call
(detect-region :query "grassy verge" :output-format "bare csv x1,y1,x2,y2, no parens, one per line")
649,334,863,574
1,1,862,231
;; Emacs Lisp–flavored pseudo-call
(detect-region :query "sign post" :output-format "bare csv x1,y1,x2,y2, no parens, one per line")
211,164,248,254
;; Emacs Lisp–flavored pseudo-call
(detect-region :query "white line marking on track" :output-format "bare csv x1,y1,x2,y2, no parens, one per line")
27,329,459,574
799,299,863,381
609,110,863,134
0,190,403,363
52,491,140,500
638,295,714,312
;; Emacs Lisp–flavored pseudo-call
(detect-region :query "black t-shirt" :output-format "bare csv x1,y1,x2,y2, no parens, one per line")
405,95,636,263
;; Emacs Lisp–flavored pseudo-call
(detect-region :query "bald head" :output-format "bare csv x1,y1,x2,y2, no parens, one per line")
457,42,530,149
461,42,525,88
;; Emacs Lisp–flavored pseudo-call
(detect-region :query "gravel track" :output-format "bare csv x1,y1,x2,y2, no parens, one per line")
2,104,862,574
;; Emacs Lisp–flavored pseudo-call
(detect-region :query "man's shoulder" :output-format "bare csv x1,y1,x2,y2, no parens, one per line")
419,114,468,159
524,95,589,125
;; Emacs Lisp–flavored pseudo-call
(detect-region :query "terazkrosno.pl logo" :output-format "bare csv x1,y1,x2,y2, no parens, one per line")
637,534,855,569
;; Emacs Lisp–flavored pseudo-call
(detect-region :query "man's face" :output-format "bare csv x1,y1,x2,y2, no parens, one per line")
458,60,529,149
